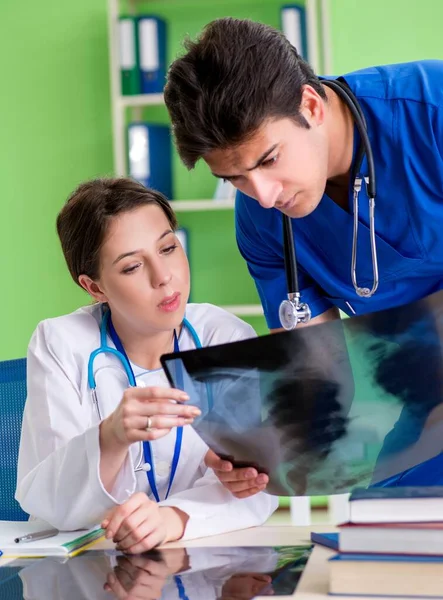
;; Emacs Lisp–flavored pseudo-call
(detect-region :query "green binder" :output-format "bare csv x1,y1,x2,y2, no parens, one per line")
119,16,140,95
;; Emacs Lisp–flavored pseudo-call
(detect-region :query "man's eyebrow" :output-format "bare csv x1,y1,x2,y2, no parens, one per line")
112,230,173,265
212,144,278,179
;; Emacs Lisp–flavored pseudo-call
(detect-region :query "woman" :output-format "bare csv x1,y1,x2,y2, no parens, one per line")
15,178,277,554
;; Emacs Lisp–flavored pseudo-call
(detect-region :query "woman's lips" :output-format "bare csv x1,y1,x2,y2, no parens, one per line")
158,292,181,312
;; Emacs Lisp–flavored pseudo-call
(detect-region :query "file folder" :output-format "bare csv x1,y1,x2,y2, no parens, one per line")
281,5,308,59
138,16,167,94
118,17,140,95
127,122,172,199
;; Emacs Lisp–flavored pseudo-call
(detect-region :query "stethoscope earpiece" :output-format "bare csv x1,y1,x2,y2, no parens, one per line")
135,463,152,473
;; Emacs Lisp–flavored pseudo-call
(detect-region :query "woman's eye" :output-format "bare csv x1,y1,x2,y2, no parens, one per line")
122,263,141,274
162,244,178,255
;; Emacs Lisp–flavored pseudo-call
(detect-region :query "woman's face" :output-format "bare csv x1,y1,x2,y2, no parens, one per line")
89,204,190,334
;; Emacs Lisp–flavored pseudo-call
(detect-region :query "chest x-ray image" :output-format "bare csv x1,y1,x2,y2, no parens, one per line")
162,290,443,496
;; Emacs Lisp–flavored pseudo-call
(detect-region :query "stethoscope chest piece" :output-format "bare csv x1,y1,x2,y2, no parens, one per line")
279,293,311,331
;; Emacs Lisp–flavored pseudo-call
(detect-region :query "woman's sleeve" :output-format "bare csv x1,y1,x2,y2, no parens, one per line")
159,462,279,540
15,321,136,530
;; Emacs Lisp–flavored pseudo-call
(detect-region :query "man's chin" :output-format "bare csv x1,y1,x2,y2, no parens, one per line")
281,201,320,219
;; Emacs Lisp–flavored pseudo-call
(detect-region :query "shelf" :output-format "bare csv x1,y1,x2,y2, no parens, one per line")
171,199,235,212
118,94,164,108
220,305,264,316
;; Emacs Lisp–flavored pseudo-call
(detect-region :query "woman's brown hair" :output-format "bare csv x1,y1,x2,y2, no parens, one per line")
57,178,177,286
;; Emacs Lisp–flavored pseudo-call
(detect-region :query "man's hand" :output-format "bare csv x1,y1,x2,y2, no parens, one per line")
205,449,269,498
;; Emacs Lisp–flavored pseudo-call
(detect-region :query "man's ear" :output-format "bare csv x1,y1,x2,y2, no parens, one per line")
299,84,326,127
78,274,108,303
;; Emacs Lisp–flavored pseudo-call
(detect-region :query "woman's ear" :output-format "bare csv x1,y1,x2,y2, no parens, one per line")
78,274,108,303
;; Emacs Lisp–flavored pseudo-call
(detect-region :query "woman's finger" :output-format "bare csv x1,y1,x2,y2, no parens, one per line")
117,517,157,551
135,400,201,419
105,493,146,540
125,528,165,555
231,484,268,499
127,386,189,402
123,414,195,433
113,508,147,545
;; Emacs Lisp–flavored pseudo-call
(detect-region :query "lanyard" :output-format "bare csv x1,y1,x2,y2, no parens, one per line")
174,575,190,600
108,316,183,503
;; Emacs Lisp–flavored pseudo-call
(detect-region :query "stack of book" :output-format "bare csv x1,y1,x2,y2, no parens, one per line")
328,487,443,598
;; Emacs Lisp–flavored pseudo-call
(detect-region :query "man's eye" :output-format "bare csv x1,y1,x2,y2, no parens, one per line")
162,244,178,255
262,155,278,167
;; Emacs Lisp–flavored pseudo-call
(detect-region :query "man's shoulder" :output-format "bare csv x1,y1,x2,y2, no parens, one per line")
343,60,443,106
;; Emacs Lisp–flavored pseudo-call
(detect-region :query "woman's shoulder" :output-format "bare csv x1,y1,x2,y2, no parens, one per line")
30,304,102,353
184,303,257,347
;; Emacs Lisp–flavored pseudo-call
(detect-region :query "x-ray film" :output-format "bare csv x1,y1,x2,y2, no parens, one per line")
161,291,443,496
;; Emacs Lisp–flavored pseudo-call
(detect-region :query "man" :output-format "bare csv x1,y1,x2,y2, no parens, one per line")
164,17,443,496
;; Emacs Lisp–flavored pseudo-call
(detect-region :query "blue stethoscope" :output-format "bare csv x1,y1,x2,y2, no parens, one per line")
87,306,205,503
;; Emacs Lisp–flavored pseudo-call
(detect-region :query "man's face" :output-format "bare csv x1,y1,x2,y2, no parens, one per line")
204,114,329,219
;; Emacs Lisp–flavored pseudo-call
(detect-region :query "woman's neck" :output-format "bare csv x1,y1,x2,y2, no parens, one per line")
109,312,176,371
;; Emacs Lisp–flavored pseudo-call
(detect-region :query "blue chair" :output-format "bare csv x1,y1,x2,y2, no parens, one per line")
0,358,29,520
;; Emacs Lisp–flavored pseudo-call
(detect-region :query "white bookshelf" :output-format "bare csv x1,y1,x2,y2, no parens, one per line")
171,199,235,212
118,93,164,108
221,305,264,317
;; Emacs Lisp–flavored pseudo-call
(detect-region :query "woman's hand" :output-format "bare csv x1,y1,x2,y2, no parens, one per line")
99,387,200,495
101,492,189,554
104,386,201,447
204,449,269,498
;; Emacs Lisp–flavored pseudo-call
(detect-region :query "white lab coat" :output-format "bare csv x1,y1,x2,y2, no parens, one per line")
15,303,278,538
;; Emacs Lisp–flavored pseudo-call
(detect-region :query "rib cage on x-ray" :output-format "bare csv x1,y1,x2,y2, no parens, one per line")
162,290,443,496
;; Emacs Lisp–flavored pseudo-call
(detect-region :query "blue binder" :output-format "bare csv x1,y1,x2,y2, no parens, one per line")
137,16,167,94
280,5,308,59
127,122,172,199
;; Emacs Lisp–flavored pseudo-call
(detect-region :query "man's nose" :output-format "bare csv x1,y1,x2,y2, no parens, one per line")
248,174,283,209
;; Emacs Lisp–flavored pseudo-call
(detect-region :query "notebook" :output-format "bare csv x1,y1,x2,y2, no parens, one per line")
0,521,104,558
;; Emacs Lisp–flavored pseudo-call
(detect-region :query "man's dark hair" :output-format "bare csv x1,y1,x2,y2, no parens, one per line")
164,17,326,169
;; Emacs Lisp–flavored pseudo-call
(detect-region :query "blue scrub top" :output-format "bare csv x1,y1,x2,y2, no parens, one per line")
236,60,443,329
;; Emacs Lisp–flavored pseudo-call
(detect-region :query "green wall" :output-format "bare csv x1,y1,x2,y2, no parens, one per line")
329,0,443,72
0,0,112,359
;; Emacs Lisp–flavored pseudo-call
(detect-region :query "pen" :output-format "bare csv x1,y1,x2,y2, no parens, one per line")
14,527,59,544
